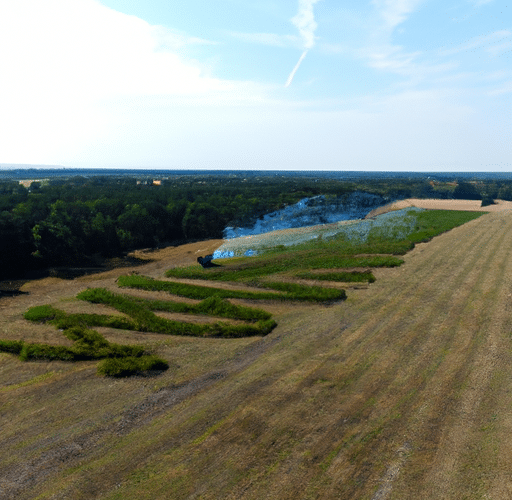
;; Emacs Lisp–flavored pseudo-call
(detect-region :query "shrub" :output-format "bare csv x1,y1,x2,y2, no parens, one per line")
97,355,169,377
23,305,61,322
119,275,345,302
296,271,376,283
260,282,346,302
0,340,24,355
19,343,76,361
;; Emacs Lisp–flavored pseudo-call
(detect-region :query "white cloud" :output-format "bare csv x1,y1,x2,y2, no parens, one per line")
0,0,235,100
292,0,322,50
371,0,424,32
0,0,266,164
285,0,322,87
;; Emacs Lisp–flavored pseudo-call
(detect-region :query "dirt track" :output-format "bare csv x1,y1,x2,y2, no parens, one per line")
2,210,512,498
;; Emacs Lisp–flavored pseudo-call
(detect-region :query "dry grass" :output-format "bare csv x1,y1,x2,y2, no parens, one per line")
368,197,512,216
2,214,512,499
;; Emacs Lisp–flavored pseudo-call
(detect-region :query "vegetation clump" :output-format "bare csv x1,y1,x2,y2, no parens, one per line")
76,288,277,337
118,275,346,302
2,307,168,377
0,208,485,378
164,210,483,288
97,355,170,378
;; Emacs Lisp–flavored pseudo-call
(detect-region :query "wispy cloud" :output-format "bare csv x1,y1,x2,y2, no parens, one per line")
229,31,300,48
371,0,424,31
440,30,512,56
291,0,321,49
285,0,321,87
285,51,308,87
152,26,219,51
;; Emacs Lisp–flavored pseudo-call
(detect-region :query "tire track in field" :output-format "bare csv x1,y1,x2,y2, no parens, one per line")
369,211,512,499
200,213,511,500
292,212,512,499
411,213,512,498
0,329,285,499
319,214,500,406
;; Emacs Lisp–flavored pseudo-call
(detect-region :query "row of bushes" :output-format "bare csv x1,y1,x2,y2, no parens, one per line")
0,321,168,377
5,282,281,377
118,275,346,302
76,288,277,337
78,289,272,321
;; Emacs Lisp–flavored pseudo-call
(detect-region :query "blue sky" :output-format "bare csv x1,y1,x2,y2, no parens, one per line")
0,0,510,171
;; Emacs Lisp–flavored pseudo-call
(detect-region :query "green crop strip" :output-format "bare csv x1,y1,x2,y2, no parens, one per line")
1,305,166,377
76,288,277,337
295,271,376,283
165,210,483,287
118,275,346,302
1,284,279,376
79,288,272,322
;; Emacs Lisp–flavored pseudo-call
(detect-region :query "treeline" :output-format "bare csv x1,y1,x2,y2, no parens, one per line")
0,174,507,279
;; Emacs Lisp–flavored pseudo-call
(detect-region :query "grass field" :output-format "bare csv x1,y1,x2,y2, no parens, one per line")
3,207,512,499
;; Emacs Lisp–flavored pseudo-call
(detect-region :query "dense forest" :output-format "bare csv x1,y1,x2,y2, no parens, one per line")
0,172,509,280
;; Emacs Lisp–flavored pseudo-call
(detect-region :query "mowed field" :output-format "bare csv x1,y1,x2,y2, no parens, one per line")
2,209,512,499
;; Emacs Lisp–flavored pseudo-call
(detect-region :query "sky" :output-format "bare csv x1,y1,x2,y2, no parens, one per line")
0,0,511,172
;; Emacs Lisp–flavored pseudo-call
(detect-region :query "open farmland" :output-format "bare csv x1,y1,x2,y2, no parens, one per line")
2,208,512,498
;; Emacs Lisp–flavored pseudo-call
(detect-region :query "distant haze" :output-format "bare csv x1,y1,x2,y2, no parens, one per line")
0,1,511,171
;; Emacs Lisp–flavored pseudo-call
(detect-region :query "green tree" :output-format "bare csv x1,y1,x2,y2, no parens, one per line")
453,181,481,200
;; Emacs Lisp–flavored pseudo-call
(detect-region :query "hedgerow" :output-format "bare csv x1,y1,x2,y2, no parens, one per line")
10,310,167,376
296,270,376,283
76,288,277,337
118,275,346,302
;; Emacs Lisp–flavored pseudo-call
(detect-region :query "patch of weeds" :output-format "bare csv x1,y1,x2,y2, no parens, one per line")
256,281,346,302
80,288,271,322
0,339,24,355
23,304,62,322
320,444,343,472
407,210,484,244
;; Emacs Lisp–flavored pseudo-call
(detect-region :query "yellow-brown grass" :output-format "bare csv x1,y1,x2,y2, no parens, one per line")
1,215,512,499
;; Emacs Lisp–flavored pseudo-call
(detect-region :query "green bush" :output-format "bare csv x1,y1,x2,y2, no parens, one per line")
119,275,345,302
97,355,169,377
23,305,61,322
19,343,76,361
296,270,376,283
260,282,346,302
0,340,24,355
481,195,495,207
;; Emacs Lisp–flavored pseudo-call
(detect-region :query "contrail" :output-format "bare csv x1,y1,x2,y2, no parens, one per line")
285,0,320,87
285,50,307,87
